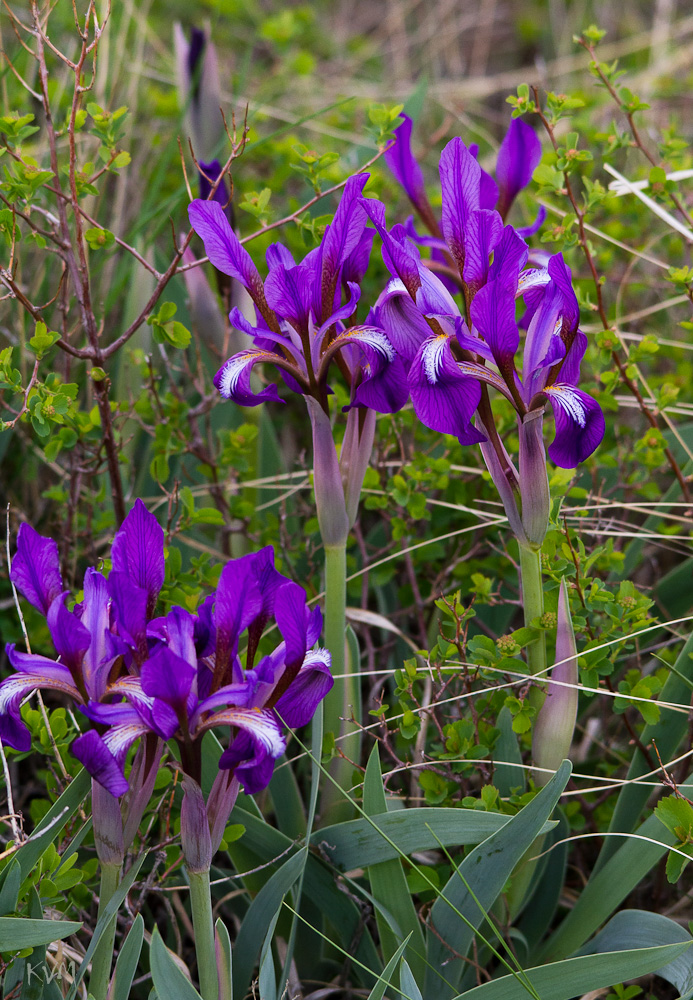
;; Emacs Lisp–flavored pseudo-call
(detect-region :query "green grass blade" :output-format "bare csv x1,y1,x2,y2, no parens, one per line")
364,745,427,984
366,935,413,1000
0,917,82,951
453,943,692,1000
110,913,144,1000
150,926,202,1000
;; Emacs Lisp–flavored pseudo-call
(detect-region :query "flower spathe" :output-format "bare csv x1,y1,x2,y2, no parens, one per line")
1,502,332,803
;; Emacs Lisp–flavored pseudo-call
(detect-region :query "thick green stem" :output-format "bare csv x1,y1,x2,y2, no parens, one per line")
89,861,121,1000
189,868,218,1000
518,544,546,677
320,542,359,823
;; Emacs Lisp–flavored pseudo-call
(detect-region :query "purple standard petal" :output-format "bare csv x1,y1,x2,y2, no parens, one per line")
439,138,481,272
532,578,578,785
306,398,349,548
409,335,484,443
462,209,503,293
107,571,149,662
274,649,333,728
558,330,587,386
266,243,296,271
384,114,426,208
544,385,606,468
198,159,229,210
46,596,91,681
264,263,313,334
470,279,520,368
341,228,375,286
495,118,542,219
188,200,271,318
214,556,264,679
318,174,369,321
162,606,198,666
362,198,423,298
10,522,63,615
518,409,550,548
489,225,529,286
273,581,311,692
141,646,196,720
214,349,288,406
111,499,165,617
547,253,580,339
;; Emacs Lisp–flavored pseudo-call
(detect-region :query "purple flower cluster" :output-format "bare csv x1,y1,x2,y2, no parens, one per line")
1,501,332,800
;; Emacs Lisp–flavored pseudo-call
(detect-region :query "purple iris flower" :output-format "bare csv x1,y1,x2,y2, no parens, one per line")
367,198,604,544
188,175,409,545
384,114,546,274
1,503,332,805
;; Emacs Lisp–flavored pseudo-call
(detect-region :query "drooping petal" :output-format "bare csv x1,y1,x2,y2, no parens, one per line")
188,200,268,310
439,137,481,271
470,279,520,367
327,326,409,414
111,499,165,617
213,349,287,406
318,174,370,320
462,209,503,292
274,649,333,728
204,707,287,794
107,571,149,662
10,523,63,615
362,198,423,298
0,657,80,751
544,385,606,468
71,730,131,797
495,118,542,218
384,114,426,208
409,335,484,442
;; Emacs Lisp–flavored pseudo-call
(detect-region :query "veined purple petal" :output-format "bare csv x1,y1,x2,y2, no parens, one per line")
192,681,253,728
274,649,333,728
318,174,369,320
141,646,196,718
214,350,287,406
214,556,263,674
462,209,503,292
409,335,484,442
522,282,564,391
10,523,63,615
439,138,481,271
317,282,361,336
111,499,165,617
547,253,580,338
47,596,90,679
374,280,433,365
0,662,79,751
274,582,310,672
416,265,461,316
188,200,268,310
203,707,287,794
490,226,528,286
545,385,605,468
516,205,547,238
558,330,587,386
362,198,422,298
266,243,296,271
517,267,550,296
107,571,149,661
162,606,198,666
5,645,78,685
264,263,313,333
384,114,426,208
496,118,542,219
470,279,520,366
306,397,349,548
